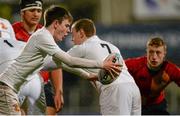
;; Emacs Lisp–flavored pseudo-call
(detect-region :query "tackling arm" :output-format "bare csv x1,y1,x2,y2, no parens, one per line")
53,51,103,68
42,56,96,80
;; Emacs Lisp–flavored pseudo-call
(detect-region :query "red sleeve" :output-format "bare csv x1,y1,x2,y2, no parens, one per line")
125,56,146,74
165,62,180,86
125,58,136,73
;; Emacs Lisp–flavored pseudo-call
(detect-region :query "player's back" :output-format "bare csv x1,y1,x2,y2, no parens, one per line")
68,35,134,83
84,36,120,62
0,18,15,40
0,18,25,73
68,35,119,73
68,34,141,115
0,39,25,72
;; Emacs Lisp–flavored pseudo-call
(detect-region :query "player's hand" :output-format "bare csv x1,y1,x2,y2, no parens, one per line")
108,63,123,79
54,91,64,112
86,73,98,81
103,55,122,74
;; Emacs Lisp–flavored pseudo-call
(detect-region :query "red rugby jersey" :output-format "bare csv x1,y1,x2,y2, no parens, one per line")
12,22,49,83
125,56,180,106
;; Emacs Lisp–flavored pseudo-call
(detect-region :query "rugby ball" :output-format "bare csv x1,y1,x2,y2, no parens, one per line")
98,53,120,85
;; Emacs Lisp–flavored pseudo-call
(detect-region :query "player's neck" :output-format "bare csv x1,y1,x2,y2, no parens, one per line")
23,22,37,34
147,63,162,71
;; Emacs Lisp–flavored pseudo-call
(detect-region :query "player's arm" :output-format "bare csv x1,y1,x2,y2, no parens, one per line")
53,49,120,72
53,50,103,68
167,63,180,86
50,68,64,112
37,36,119,72
42,57,96,80
61,63,96,80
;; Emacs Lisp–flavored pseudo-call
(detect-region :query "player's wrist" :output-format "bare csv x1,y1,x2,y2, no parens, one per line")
55,90,63,95
60,90,63,95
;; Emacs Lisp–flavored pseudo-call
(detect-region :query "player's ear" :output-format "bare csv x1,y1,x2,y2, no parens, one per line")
20,11,25,19
79,29,85,38
54,20,59,29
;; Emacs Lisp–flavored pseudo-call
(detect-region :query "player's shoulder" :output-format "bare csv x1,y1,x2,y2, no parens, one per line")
0,17,9,23
12,21,21,27
100,38,118,48
0,18,11,28
163,60,179,69
12,22,23,31
32,28,52,42
125,56,146,66
36,23,43,29
126,56,146,61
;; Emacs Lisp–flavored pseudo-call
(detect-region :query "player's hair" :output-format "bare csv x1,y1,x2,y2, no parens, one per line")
44,5,73,27
72,18,96,37
146,37,167,51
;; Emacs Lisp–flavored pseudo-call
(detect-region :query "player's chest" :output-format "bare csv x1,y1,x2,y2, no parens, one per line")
134,68,170,95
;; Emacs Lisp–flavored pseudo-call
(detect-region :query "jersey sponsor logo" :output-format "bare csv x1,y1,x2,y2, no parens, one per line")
0,22,7,30
0,22,8,38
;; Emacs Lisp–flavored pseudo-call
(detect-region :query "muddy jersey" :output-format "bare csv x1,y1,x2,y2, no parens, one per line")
12,22,49,82
0,27,102,92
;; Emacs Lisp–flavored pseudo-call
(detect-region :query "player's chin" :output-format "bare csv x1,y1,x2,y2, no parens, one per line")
150,62,158,66
150,64,159,69
61,35,67,40
57,37,63,41
30,20,39,25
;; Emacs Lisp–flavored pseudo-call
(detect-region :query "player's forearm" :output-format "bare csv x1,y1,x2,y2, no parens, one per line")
42,56,62,71
50,68,63,94
61,63,91,79
54,51,103,68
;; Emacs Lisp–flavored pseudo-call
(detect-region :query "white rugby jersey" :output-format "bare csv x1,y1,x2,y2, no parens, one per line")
0,27,103,92
0,18,16,40
67,35,135,85
68,35,127,73
0,18,25,73
67,35,141,115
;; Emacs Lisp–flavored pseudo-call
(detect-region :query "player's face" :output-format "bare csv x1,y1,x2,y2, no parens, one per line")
22,8,42,26
53,19,71,42
71,27,84,45
146,45,166,69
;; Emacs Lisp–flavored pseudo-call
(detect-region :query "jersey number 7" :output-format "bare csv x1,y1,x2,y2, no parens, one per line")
100,43,111,54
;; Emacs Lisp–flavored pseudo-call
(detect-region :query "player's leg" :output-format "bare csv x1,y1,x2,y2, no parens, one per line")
34,89,46,114
131,83,141,115
99,83,132,115
142,99,169,115
44,81,56,115
18,74,45,114
114,83,133,115
115,82,141,115
0,82,21,115
18,81,29,115
27,74,46,114
20,97,29,115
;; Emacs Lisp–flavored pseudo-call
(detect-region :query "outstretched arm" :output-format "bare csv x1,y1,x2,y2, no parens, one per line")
42,54,120,78
42,57,93,79
53,49,120,71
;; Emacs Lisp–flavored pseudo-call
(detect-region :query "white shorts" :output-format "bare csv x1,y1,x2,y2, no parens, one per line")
99,82,141,115
98,70,141,115
18,74,42,105
18,74,46,114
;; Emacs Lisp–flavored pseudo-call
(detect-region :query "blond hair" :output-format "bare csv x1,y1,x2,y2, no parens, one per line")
146,37,167,51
